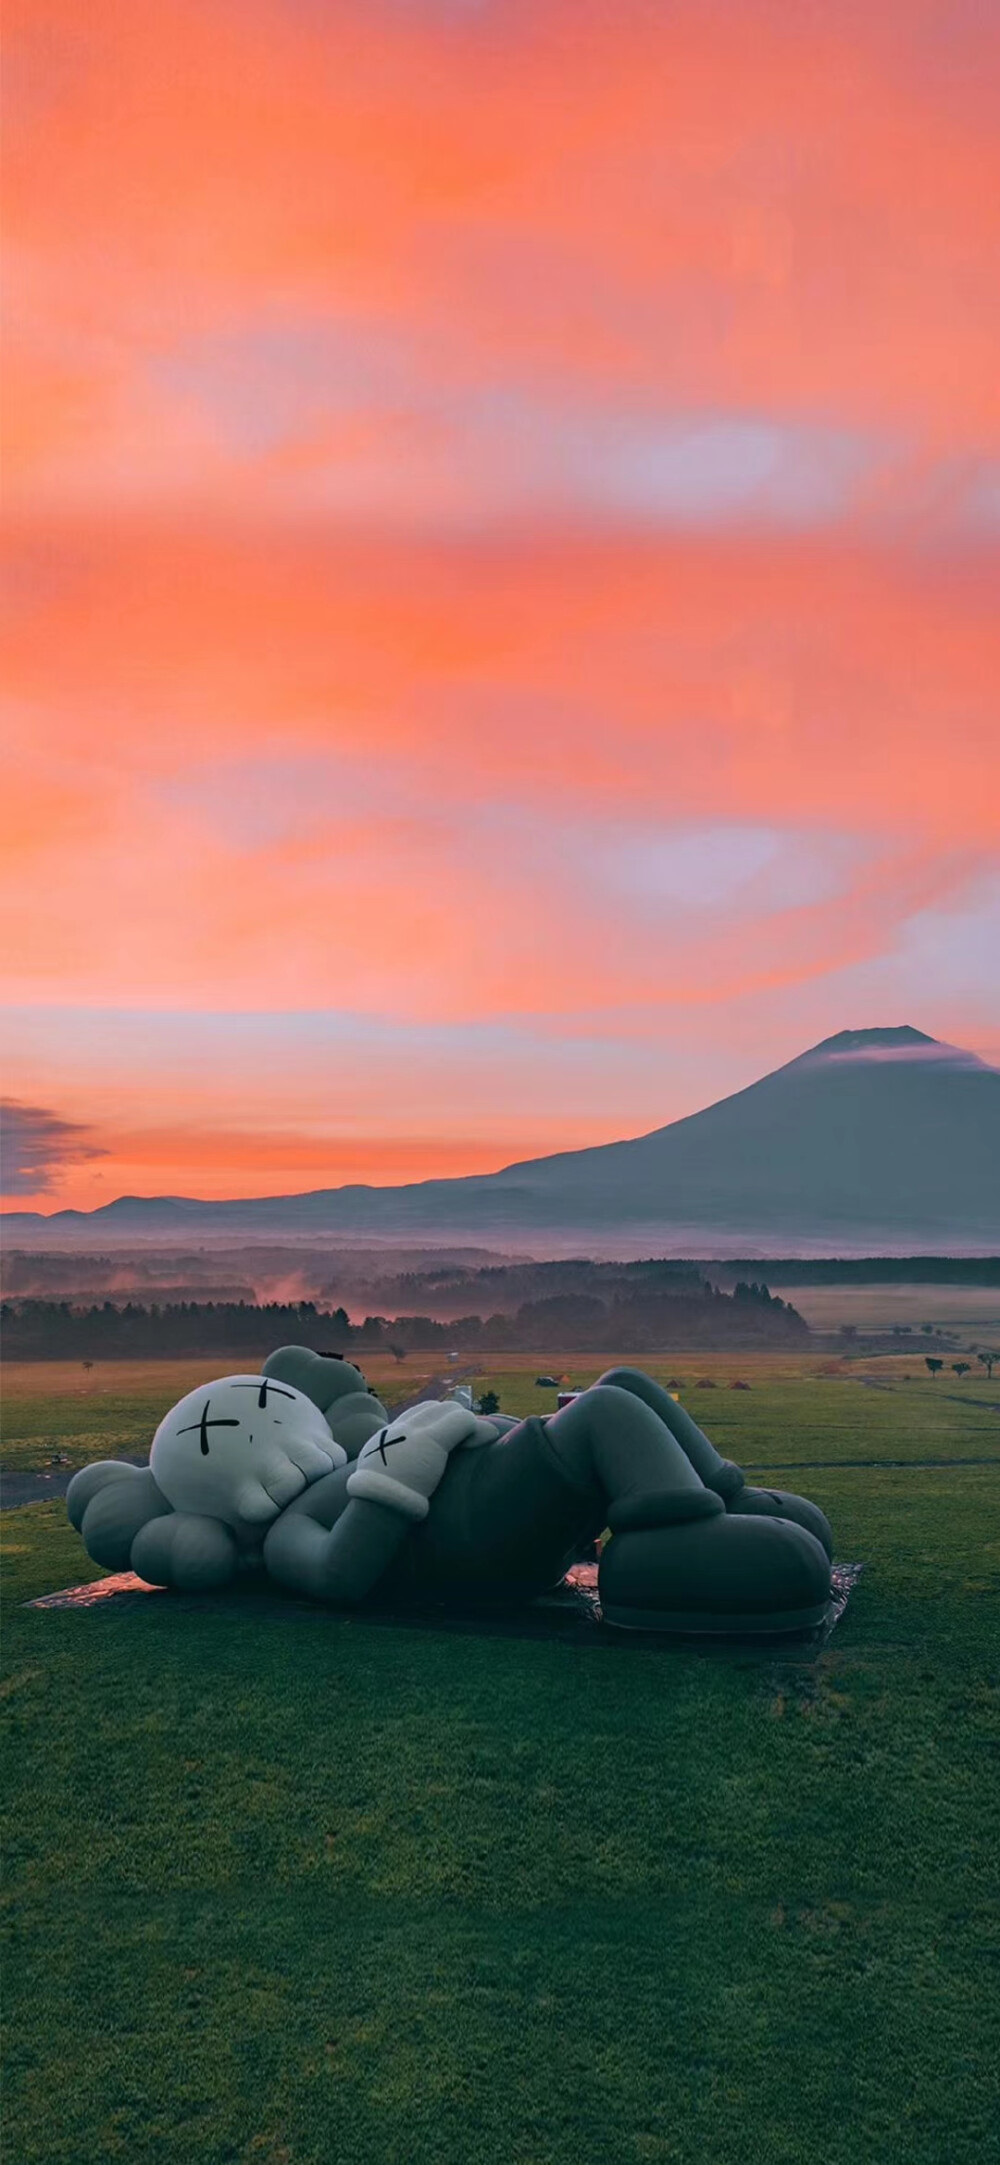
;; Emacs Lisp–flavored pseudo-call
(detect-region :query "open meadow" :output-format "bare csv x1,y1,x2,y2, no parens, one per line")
765,1281,1000,1338
0,1356,456,1479
3,1350,999,2165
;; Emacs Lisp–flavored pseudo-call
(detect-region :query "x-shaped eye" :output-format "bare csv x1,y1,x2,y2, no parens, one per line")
177,1399,241,1454
232,1379,297,1409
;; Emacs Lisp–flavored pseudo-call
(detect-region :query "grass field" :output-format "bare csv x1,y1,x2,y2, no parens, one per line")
0,1356,456,1477
3,1353,999,2165
765,1281,1000,1337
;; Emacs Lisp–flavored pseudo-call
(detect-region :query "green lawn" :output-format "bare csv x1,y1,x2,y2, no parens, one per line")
3,1359,999,2164
0,1354,448,1477
470,1358,1000,1469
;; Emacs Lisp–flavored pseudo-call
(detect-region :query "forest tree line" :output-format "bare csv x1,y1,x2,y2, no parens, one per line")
1,1281,809,1359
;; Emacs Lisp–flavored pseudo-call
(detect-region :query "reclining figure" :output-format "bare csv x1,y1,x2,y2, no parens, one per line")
67,1350,833,1636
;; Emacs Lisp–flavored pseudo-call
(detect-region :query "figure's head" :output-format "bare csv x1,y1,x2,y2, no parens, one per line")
150,1374,345,1529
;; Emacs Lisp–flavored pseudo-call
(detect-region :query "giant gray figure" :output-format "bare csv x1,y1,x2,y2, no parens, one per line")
67,1352,833,1635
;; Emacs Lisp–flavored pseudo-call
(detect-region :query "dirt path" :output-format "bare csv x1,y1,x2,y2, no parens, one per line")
1,1454,149,1509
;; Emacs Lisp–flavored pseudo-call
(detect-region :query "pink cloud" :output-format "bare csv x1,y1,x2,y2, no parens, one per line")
3,0,998,1202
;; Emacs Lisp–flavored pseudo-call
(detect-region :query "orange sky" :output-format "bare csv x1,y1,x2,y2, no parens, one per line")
2,0,998,1210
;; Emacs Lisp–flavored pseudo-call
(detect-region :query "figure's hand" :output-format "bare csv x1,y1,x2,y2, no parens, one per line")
346,1401,478,1521
463,1415,501,1448
263,1347,389,1458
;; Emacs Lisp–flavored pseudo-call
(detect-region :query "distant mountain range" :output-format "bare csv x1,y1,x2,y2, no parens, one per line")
5,1028,999,1254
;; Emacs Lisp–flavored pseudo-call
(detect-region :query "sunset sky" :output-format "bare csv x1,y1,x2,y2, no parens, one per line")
3,0,999,1212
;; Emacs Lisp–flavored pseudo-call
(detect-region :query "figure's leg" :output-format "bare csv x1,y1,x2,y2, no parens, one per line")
593,1368,745,1497
544,1384,830,1635
543,1386,724,1530
595,1366,833,1559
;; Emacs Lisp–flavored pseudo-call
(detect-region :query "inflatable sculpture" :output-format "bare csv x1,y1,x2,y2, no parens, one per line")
66,1352,834,1635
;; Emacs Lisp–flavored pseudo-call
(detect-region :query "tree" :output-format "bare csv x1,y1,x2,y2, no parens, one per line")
951,1362,970,1377
388,1344,407,1363
477,1390,500,1416
925,1356,944,1377
977,1350,997,1380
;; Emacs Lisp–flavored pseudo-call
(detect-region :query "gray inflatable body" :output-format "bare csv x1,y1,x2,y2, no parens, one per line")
66,1351,834,1637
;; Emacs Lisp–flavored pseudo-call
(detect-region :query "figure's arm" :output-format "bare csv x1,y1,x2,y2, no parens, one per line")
262,1401,482,1605
263,1492,413,1604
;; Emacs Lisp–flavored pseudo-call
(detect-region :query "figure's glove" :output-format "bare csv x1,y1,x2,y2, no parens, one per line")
346,1401,480,1521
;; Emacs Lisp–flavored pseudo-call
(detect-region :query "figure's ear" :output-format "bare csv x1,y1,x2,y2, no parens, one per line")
262,1345,367,1414
323,1394,389,1458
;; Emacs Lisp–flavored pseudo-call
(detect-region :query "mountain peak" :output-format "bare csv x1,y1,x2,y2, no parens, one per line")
809,1026,936,1055
5,1025,996,1246
783,1026,991,1079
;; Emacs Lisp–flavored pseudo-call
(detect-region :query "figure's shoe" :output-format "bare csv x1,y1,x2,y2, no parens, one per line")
726,1484,833,1561
599,1511,832,1637
702,1454,834,1563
